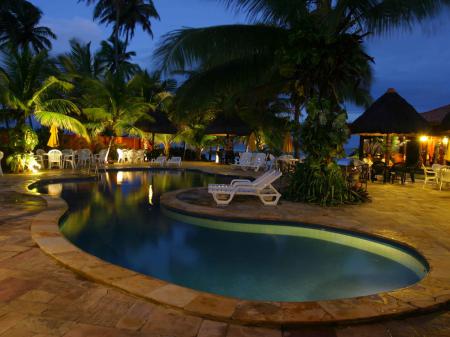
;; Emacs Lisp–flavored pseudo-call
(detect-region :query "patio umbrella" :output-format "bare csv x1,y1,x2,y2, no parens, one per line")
204,114,251,137
247,132,257,152
205,114,251,164
282,132,293,153
135,111,178,146
47,124,59,148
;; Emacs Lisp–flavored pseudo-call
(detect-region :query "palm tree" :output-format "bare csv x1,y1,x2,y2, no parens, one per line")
0,48,88,138
156,0,450,157
80,72,154,160
97,38,140,78
57,39,104,80
0,0,56,52
79,0,159,71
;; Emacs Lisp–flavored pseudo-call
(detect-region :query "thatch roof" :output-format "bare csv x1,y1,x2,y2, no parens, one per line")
441,110,450,132
421,104,450,126
350,88,429,135
135,111,177,134
205,114,252,136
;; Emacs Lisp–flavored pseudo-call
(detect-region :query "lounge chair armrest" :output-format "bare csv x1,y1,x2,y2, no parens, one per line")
230,179,251,185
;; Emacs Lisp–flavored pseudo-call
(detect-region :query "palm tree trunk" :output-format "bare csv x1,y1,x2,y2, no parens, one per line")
293,102,301,159
113,0,121,73
106,136,114,162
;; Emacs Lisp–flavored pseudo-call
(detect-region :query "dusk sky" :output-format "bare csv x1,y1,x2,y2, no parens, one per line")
31,0,450,120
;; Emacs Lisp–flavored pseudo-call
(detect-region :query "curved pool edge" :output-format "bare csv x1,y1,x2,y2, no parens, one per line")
22,173,450,327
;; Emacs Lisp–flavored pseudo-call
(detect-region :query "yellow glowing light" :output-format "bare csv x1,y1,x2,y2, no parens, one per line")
443,137,449,146
419,135,429,143
148,185,153,205
47,183,63,196
117,171,123,185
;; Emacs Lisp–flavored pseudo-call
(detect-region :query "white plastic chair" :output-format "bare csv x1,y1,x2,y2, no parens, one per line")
77,149,93,168
94,149,108,165
62,149,75,169
422,164,437,188
439,167,450,191
135,150,145,163
0,151,3,175
152,156,166,167
47,150,63,169
128,149,137,163
167,157,182,167
34,149,45,168
208,170,282,206
117,149,126,163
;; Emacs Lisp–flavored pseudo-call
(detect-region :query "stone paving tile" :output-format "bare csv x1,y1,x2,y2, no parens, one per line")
0,166,448,336
148,284,199,308
197,320,228,337
0,277,39,302
335,324,391,337
141,307,202,337
283,327,338,337
226,324,281,337
185,293,238,319
115,300,155,331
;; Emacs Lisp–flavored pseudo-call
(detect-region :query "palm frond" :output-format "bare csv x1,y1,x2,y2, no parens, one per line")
34,110,89,139
154,24,287,73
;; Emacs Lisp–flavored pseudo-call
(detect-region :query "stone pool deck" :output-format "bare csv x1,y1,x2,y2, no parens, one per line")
0,163,449,336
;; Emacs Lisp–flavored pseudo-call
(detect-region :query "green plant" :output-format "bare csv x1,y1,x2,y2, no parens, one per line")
6,152,40,173
286,99,369,206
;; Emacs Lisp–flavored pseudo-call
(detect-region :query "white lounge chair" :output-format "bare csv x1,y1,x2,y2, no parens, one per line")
208,170,282,206
152,156,166,167
232,152,253,170
167,156,182,167
249,153,267,172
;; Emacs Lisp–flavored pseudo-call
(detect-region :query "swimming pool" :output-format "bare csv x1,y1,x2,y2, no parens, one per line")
33,170,427,302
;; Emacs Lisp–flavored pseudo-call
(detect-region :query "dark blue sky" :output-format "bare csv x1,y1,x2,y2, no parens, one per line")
31,0,450,120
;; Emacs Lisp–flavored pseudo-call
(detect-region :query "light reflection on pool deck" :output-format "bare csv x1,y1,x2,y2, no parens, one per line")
36,170,427,302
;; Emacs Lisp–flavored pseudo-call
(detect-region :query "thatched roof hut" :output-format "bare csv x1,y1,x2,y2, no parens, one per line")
421,104,450,126
135,111,178,135
205,114,251,136
351,88,429,135
441,110,450,133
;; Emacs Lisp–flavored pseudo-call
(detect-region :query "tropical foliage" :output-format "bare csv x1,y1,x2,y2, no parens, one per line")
0,0,56,52
156,0,450,204
0,48,88,137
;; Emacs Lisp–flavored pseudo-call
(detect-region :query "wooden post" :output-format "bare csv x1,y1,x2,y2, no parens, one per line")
359,135,365,159
385,133,391,163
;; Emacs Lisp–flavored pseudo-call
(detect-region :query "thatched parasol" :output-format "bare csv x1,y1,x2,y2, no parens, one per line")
204,114,251,137
351,88,429,135
440,110,450,133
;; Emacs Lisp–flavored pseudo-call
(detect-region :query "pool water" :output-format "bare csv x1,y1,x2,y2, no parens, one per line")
34,170,427,302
